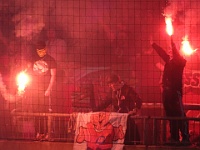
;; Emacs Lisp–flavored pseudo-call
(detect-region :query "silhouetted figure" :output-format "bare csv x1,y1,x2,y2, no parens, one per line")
151,39,191,146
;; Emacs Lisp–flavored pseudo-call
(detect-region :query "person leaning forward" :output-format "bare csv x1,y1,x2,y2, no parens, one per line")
95,74,142,145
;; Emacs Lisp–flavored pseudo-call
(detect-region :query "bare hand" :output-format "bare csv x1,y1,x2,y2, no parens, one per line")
128,108,141,116
149,36,153,45
45,89,51,96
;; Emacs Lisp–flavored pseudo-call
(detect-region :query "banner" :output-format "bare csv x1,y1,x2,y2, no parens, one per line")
73,112,128,150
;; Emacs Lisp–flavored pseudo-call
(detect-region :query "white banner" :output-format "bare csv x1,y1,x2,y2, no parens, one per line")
73,112,128,150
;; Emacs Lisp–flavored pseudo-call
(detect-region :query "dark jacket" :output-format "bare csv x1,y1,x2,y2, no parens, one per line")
152,42,186,93
96,82,142,113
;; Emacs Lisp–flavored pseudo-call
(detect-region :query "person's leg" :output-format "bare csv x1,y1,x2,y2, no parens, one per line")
124,116,132,144
34,91,48,140
163,90,180,143
180,119,190,141
176,93,190,144
124,116,140,145
169,120,180,141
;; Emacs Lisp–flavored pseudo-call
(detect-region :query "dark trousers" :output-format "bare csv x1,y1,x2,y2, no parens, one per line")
124,115,140,144
163,89,190,141
26,88,49,134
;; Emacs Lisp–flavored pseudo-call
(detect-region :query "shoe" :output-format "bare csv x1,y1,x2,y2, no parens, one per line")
44,134,49,141
163,139,180,146
36,133,45,141
180,139,192,146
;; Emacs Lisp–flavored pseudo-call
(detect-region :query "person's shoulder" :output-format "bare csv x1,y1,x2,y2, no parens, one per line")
45,54,56,61
121,83,132,91
123,83,138,93
46,53,53,58
121,82,131,88
172,55,187,65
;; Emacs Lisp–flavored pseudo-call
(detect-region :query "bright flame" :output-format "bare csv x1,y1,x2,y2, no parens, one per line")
17,71,29,93
165,17,174,36
181,36,196,56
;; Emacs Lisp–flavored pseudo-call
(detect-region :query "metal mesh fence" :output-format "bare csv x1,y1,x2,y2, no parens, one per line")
0,0,199,147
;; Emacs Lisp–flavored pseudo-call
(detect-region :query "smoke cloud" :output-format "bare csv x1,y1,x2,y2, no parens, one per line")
11,0,47,40
164,0,200,46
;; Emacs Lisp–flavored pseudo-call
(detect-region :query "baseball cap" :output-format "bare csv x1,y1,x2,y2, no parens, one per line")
106,74,120,84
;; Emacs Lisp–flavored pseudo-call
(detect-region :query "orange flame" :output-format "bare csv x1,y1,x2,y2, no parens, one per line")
16,71,29,93
181,36,196,56
165,17,174,36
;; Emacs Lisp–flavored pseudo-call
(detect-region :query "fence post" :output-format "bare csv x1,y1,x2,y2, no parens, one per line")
47,115,52,141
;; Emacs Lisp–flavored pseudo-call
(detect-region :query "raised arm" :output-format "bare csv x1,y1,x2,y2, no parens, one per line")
152,43,170,63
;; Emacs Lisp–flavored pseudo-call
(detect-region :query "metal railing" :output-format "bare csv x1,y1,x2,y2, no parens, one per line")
0,111,199,146
130,116,200,146
8,111,77,142
0,102,199,145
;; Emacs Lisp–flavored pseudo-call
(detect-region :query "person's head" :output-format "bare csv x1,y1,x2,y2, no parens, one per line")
106,74,122,91
36,41,47,57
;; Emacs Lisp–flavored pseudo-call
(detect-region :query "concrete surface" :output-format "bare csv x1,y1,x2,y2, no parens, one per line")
0,140,199,150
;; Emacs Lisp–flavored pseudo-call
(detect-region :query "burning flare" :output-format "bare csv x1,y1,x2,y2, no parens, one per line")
165,16,174,36
181,36,197,56
16,71,29,94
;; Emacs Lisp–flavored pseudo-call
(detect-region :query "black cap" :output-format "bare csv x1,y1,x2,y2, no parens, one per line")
36,41,46,49
106,74,120,84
